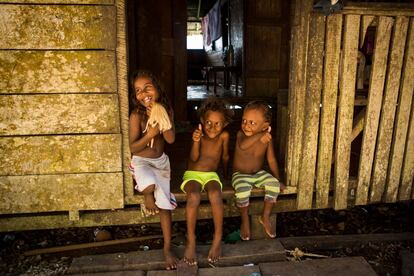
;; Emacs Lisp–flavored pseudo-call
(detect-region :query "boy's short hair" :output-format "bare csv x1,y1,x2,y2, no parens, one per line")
198,97,233,123
245,100,272,122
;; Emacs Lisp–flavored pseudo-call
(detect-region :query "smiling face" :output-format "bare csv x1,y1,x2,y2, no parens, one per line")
241,108,269,136
201,110,227,139
134,77,159,108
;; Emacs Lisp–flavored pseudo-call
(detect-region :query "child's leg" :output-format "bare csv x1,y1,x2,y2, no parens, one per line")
159,209,177,270
142,184,159,216
183,181,201,265
205,181,223,263
238,206,250,240
259,200,276,238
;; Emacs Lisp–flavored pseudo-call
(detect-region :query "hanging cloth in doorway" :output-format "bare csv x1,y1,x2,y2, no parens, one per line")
201,0,221,47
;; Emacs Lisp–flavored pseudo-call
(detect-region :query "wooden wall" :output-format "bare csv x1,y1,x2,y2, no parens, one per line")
286,1,414,210
0,0,124,216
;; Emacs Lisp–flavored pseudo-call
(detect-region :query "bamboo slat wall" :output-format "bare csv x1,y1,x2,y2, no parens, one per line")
0,0,124,216
287,0,414,210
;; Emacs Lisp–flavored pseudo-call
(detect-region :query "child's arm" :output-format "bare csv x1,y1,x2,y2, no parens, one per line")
189,124,202,162
266,140,281,180
162,109,175,144
221,131,230,179
238,130,268,151
129,112,159,154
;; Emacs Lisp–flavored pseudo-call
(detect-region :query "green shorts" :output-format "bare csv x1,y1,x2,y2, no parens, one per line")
180,170,223,192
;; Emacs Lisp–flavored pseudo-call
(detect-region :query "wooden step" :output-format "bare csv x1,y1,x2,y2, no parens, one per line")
259,256,377,276
148,265,260,276
67,239,285,274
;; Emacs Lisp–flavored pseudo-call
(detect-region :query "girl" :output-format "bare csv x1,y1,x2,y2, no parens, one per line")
129,70,177,270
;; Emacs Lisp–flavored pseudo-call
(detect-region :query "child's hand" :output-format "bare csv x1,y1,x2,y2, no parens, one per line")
146,123,160,138
192,124,203,142
146,102,153,117
260,126,272,144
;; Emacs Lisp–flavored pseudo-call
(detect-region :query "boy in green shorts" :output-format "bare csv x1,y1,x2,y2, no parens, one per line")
181,97,232,265
232,100,281,240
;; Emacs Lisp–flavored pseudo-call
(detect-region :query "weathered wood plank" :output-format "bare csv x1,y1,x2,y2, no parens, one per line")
286,0,312,187
0,134,122,176
0,5,115,50
386,20,414,203
260,257,377,276
342,3,414,17
360,16,375,48
115,0,134,204
0,51,116,93
0,173,123,214
315,14,342,209
0,94,120,135
334,15,360,210
355,16,394,205
296,14,325,210
351,108,366,142
0,0,113,3
370,17,409,203
399,99,414,201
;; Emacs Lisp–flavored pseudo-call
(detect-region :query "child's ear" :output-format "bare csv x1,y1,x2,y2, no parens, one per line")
262,122,270,131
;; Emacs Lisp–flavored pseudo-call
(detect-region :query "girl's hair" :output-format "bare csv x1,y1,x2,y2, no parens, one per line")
129,70,171,116
245,100,272,122
198,97,234,124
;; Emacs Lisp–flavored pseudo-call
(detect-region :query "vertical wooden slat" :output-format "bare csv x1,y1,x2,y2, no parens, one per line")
297,14,325,210
386,19,414,203
399,95,414,201
360,16,375,48
116,0,134,203
286,0,312,187
315,14,342,209
355,16,394,205
370,17,409,203
334,15,360,210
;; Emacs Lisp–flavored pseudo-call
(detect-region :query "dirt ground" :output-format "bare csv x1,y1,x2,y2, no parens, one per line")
0,201,413,275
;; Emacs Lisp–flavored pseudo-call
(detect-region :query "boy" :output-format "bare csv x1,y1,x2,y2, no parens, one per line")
181,97,232,265
232,100,281,240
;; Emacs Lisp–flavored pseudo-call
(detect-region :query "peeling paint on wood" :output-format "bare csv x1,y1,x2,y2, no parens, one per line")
0,173,123,214
0,51,116,93
0,134,122,175
0,94,120,135
0,5,116,49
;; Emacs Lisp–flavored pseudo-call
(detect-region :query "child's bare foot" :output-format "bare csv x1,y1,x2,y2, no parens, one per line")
143,193,159,216
164,249,177,270
183,240,197,265
208,239,222,263
259,215,276,238
240,220,250,241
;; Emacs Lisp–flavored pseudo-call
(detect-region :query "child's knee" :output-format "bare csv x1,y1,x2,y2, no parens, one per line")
186,191,201,206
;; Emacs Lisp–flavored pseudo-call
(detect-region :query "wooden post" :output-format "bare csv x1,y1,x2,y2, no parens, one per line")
399,97,414,201
370,17,409,203
297,14,325,210
316,14,342,209
334,15,360,210
355,16,393,205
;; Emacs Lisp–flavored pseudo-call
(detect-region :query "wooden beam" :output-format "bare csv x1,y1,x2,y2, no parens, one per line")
334,15,360,210
386,19,414,203
297,14,325,210
370,17,409,203
316,14,342,209
355,16,393,205
399,97,414,201
342,3,414,16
